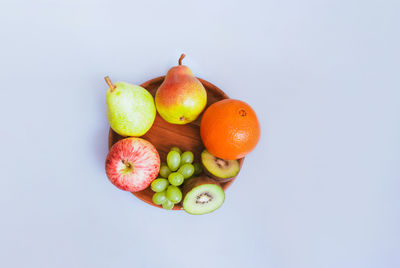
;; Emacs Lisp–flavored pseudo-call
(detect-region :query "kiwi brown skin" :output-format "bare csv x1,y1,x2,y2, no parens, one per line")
182,176,221,200
202,164,235,183
201,149,241,183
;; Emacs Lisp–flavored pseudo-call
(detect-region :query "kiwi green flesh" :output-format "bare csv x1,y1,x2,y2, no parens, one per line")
201,150,240,179
182,184,225,215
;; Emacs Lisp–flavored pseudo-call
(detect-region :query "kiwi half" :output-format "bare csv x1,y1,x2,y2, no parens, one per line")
182,176,225,215
201,150,240,182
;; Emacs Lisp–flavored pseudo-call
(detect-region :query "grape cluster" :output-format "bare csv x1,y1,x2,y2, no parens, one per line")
151,146,202,210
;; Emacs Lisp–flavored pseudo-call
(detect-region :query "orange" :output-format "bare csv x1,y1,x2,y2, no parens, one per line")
200,99,260,160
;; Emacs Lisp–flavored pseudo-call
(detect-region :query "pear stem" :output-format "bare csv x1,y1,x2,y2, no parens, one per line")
178,54,185,65
105,76,116,92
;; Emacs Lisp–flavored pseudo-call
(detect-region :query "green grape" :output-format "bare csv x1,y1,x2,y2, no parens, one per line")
159,164,172,178
162,199,174,210
168,172,184,186
180,151,194,165
193,162,203,176
152,191,167,205
151,178,169,192
167,151,181,171
170,146,182,154
160,162,167,169
178,163,195,179
166,185,182,203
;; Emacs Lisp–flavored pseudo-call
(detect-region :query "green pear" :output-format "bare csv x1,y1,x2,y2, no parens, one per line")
105,76,156,136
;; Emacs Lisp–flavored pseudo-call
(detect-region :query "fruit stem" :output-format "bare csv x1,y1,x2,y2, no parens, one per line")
178,54,185,65
104,76,116,92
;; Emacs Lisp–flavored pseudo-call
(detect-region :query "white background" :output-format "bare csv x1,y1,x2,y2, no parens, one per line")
1,1,399,267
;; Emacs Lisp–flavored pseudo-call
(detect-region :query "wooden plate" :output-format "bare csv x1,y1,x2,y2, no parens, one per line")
108,76,244,210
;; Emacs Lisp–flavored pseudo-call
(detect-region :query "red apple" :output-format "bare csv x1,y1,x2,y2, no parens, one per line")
105,138,160,192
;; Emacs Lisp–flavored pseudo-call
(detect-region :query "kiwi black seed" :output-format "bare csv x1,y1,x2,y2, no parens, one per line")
201,149,240,182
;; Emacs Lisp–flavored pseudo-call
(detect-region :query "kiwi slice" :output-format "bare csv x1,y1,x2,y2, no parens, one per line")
201,150,240,182
182,176,225,215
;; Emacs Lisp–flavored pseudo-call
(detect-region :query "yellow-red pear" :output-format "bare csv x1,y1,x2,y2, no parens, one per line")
155,54,207,124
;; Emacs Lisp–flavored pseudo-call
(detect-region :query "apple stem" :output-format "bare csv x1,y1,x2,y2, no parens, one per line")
105,76,116,92
178,54,185,65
